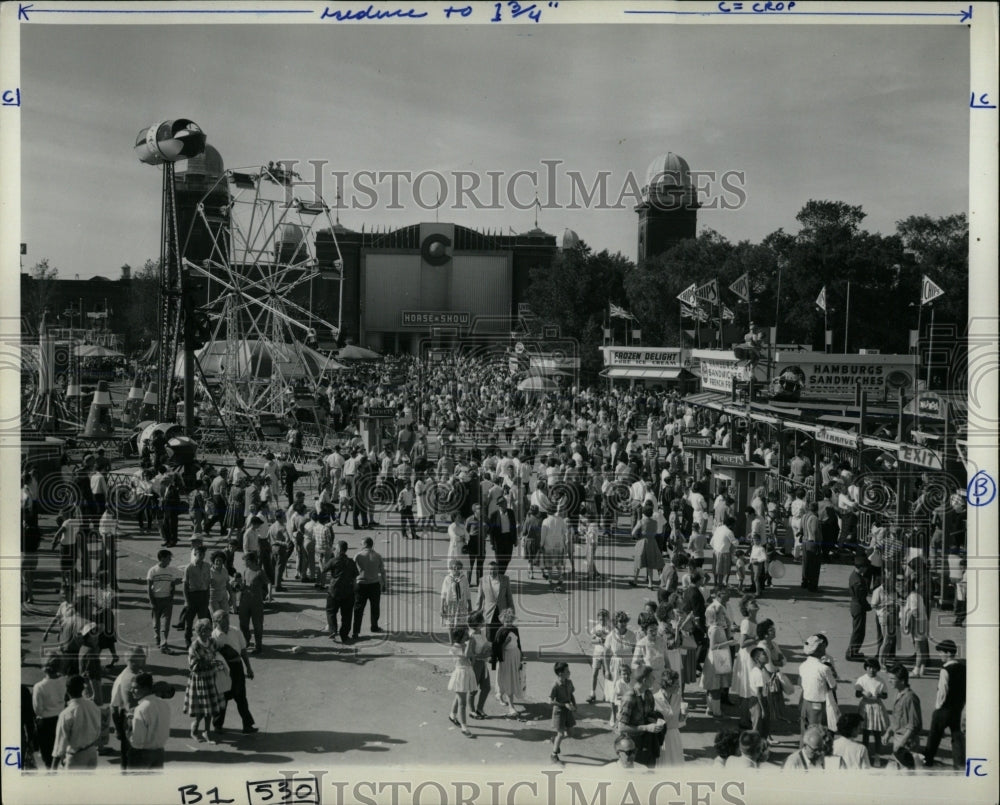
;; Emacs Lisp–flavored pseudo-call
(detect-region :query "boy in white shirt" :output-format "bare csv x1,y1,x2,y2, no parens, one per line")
146,550,181,651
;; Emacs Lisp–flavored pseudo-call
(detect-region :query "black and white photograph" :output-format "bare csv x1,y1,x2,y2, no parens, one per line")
2,3,997,804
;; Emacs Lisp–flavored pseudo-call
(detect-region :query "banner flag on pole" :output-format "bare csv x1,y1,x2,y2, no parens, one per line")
920,275,945,306
681,303,709,322
676,283,698,306
609,302,636,321
721,305,736,322
693,279,720,305
815,285,827,312
729,273,750,302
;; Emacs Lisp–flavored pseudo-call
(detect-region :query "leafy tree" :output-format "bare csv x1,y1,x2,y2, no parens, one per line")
625,229,735,348
763,201,912,351
120,258,161,351
621,203,967,358
526,241,632,379
895,213,968,327
22,258,59,334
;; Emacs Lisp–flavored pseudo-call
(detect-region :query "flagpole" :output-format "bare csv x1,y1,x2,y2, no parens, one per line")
916,297,923,359
716,279,722,349
925,303,935,390
774,264,782,344
914,298,923,431
844,280,851,352
824,303,829,354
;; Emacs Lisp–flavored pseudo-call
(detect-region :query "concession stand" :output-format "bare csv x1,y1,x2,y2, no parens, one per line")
599,346,697,391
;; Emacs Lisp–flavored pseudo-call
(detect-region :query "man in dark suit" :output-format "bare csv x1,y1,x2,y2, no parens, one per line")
475,561,514,641
489,496,519,575
465,503,487,588
846,554,871,661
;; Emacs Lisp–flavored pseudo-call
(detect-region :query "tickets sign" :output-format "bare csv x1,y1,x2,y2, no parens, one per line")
711,452,750,466
683,435,714,448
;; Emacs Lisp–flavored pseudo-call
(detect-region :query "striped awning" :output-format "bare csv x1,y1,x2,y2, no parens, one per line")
607,366,685,380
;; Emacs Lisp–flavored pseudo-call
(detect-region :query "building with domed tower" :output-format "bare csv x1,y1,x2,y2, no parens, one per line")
635,151,700,263
173,144,231,270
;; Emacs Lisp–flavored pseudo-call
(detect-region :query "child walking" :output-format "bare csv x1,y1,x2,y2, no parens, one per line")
586,609,611,704
447,627,477,737
609,663,632,729
549,661,576,764
854,657,889,756
580,507,602,580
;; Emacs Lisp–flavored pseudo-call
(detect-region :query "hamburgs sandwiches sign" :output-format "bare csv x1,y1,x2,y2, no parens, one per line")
772,352,917,401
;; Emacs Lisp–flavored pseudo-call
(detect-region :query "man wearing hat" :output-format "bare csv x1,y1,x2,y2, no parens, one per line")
798,634,838,741
846,554,871,662
923,639,965,769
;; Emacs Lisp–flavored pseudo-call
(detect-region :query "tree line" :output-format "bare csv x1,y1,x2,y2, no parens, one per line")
527,201,968,380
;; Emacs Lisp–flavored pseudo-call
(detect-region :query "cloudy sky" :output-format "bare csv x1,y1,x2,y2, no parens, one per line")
20,21,968,279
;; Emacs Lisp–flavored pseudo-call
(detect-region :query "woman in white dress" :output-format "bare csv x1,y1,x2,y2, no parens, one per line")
729,595,760,704
446,511,468,566
632,613,669,678
653,668,685,766
492,608,524,718
414,472,432,532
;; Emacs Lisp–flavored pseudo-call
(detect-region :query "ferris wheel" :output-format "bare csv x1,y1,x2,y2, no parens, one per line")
182,162,344,423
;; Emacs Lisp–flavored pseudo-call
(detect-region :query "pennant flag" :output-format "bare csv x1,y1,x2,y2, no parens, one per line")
729,273,750,302
721,305,736,323
676,283,698,306
815,285,827,313
694,279,720,305
921,275,944,306
609,302,635,321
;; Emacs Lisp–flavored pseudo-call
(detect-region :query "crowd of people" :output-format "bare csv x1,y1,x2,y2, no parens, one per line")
19,351,967,772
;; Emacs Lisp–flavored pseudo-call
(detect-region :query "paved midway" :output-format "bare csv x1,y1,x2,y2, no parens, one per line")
19,470,966,771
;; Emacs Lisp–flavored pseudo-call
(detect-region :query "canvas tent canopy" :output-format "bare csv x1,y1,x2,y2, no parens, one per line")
174,339,345,379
